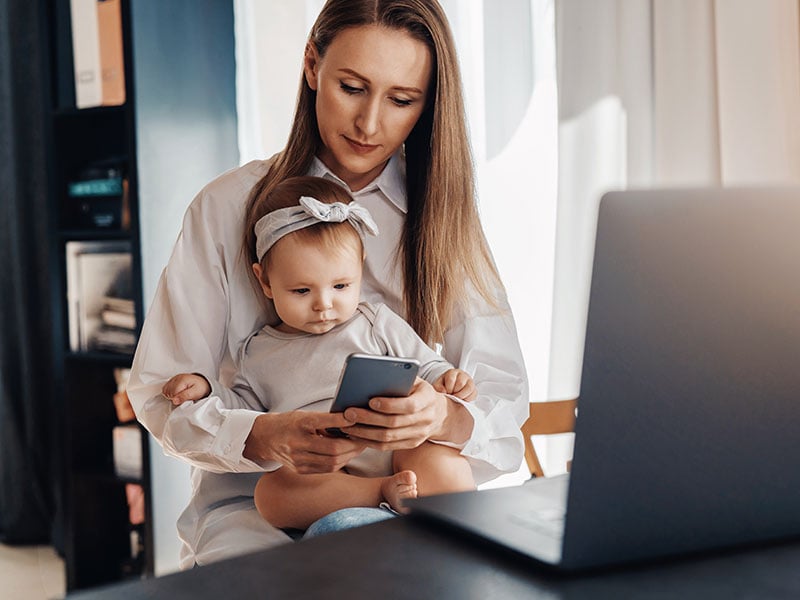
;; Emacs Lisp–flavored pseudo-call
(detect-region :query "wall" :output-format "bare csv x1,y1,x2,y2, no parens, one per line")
130,0,239,575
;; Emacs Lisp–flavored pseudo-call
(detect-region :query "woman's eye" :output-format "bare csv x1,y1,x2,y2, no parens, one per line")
340,82,363,95
391,97,413,107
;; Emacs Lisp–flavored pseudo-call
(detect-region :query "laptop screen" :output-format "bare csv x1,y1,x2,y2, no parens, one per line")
562,187,800,567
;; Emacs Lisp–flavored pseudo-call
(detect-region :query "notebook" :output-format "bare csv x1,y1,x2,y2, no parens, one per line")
407,187,800,570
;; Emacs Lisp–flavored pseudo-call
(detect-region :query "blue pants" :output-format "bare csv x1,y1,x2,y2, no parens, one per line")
303,506,397,539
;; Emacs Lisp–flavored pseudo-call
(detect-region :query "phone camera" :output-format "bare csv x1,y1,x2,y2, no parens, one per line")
403,363,412,369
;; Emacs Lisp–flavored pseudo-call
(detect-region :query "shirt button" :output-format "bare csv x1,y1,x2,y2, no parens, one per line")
223,444,232,454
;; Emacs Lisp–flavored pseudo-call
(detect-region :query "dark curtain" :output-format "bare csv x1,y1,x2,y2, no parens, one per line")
0,0,56,543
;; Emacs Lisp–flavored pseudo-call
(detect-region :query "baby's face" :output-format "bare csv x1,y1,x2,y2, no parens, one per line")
258,234,362,335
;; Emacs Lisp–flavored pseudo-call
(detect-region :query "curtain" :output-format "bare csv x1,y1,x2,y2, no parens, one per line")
549,0,800,401
0,0,56,543
233,0,324,163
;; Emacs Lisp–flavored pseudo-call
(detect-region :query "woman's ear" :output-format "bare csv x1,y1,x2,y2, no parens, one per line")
252,263,273,299
303,42,320,91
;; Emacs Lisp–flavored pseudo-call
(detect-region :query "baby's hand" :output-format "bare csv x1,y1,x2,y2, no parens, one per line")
433,368,477,402
162,373,211,406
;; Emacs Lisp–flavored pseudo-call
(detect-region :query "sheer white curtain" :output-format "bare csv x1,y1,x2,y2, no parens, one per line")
551,0,800,402
234,0,325,163
448,0,558,409
442,0,560,483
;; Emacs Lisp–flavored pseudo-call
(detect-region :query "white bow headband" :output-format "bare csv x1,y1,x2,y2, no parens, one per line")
254,196,380,261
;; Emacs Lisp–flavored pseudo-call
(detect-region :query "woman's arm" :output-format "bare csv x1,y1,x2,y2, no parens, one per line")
127,172,269,473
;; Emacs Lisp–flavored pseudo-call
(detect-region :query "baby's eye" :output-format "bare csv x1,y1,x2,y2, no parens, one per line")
292,288,310,295
333,283,349,290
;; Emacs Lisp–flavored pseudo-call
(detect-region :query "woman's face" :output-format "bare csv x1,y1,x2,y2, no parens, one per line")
305,25,432,192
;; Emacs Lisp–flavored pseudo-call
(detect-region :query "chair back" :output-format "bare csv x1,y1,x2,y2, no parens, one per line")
521,399,577,477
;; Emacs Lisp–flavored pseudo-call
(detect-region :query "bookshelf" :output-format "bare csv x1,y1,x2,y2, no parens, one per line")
43,0,151,590
42,0,238,591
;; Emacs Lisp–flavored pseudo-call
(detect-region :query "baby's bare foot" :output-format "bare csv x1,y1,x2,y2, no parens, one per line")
381,470,418,514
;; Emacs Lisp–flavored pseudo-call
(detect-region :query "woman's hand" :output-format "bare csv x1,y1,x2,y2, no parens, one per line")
244,411,366,474
341,378,473,451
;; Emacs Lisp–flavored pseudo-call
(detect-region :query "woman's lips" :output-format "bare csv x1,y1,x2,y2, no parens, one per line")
344,136,378,155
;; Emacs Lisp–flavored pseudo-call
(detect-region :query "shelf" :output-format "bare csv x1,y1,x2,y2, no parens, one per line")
75,468,143,488
60,229,133,242
65,350,134,365
45,0,235,588
67,471,137,589
53,104,128,119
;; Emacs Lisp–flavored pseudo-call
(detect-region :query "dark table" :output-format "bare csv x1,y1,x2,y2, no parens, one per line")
70,515,800,599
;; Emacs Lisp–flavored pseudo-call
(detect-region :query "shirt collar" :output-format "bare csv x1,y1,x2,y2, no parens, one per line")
307,151,407,214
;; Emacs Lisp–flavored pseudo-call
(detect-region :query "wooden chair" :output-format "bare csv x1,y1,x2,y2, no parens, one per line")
521,399,578,478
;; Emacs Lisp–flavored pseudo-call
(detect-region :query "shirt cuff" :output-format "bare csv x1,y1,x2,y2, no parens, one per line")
211,408,280,471
429,394,489,456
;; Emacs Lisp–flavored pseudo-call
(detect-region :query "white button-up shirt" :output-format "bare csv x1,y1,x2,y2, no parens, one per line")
128,153,529,568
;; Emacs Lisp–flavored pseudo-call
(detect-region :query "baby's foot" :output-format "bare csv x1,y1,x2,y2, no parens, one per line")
381,470,418,514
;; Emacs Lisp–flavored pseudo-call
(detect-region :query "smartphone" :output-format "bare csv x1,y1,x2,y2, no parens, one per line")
327,353,420,436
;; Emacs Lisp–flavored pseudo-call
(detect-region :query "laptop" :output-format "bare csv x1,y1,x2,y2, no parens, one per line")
407,187,800,570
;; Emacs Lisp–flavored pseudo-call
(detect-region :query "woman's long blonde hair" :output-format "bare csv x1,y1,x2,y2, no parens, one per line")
244,0,502,345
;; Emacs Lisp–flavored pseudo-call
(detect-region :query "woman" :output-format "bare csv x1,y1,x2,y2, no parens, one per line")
128,0,528,569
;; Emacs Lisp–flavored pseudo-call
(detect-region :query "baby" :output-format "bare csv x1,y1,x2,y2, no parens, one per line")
163,176,476,530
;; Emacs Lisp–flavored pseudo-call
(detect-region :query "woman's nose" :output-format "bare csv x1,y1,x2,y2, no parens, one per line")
355,97,380,137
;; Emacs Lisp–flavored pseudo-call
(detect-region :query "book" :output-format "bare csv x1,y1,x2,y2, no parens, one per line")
68,177,124,197
113,423,142,479
67,161,128,229
91,325,137,354
65,240,133,351
98,263,135,335
101,308,136,330
70,0,102,108
78,253,131,350
113,367,136,423
103,296,135,314
97,0,126,106
125,483,145,526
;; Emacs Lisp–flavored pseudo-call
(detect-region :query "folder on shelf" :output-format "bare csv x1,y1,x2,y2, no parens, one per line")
97,0,126,106
113,423,143,480
69,0,103,109
113,367,136,423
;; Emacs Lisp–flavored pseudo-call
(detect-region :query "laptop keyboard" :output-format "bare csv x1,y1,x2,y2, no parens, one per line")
507,506,566,539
